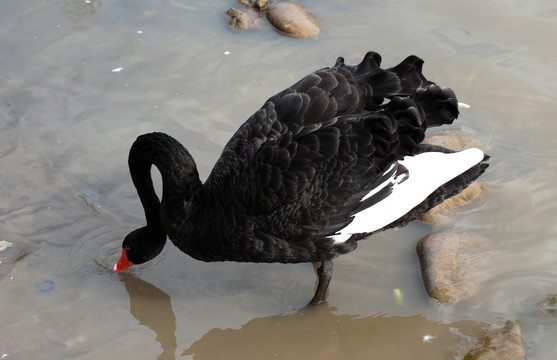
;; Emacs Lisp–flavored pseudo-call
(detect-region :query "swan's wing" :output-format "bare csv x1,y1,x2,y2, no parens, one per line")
206,91,431,239
206,52,440,193
244,109,402,239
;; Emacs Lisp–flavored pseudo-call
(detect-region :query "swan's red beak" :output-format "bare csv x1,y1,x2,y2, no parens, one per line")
113,249,133,272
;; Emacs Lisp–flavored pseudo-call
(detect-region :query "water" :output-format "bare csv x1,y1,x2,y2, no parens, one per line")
1,0,556,358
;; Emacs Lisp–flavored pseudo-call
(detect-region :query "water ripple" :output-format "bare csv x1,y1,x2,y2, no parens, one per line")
68,221,126,277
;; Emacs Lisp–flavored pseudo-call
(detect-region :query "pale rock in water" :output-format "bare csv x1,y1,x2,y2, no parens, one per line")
463,319,526,360
423,129,488,152
537,293,557,316
237,0,268,10
420,182,488,225
266,2,320,38
227,8,254,31
417,231,491,304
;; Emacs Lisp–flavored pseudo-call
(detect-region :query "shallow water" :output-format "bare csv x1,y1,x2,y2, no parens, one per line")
1,0,557,358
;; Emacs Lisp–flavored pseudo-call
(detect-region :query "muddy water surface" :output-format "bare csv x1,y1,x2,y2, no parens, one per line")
1,0,557,358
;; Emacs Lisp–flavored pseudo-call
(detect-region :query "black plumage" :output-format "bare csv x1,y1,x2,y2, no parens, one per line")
114,52,489,304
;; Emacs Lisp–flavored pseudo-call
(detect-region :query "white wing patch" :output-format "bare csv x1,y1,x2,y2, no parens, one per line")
360,163,397,202
330,148,485,244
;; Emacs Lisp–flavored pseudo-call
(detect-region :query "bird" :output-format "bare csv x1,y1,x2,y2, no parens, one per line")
113,51,489,305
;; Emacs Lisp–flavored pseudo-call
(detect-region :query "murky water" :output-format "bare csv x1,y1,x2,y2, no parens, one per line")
1,0,557,358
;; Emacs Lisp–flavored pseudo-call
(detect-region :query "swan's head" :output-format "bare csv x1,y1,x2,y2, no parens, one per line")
113,226,166,272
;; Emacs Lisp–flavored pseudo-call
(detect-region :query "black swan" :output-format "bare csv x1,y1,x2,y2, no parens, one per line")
113,51,489,305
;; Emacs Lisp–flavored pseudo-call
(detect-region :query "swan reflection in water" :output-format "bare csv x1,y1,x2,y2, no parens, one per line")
118,274,487,360
119,274,177,360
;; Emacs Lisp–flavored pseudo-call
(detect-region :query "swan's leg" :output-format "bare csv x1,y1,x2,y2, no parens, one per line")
309,260,333,305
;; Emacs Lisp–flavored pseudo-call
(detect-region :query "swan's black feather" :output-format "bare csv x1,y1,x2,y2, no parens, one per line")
122,52,487,268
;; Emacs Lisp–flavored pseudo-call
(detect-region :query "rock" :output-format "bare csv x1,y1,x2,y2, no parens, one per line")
420,182,488,225
227,8,253,31
464,319,525,360
537,294,557,316
266,2,320,38
238,0,268,10
417,231,490,304
423,129,488,152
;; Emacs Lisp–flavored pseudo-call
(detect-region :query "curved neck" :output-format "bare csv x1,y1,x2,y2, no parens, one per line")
128,132,202,231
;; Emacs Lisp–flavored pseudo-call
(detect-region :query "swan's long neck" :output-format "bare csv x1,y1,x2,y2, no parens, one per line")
128,132,202,235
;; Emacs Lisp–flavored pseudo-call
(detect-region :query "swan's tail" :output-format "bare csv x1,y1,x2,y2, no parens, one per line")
343,53,460,128
344,52,434,99
385,55,433,95
410,85,459,128
386,55,460,128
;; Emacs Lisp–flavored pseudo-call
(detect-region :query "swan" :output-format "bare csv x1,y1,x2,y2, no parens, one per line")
113,51,488,305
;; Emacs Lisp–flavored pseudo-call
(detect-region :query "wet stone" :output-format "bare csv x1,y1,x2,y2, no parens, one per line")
420,181,488,225
266,2,320,38
423,129,488,152
464,319,525,360
417,231,489,304
238,0,268,10
227,8,254,31
537,294,557,316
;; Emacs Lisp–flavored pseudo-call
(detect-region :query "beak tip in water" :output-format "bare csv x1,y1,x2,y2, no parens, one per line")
113,249,133,272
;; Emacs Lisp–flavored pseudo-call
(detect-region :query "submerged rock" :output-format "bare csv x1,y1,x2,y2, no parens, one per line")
227,8,254,31
266,2,320,38
423,129,488,152
238,0,268,10
464,319,525,360
537,294,557,316
417,231,490,304
420,181,488,225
